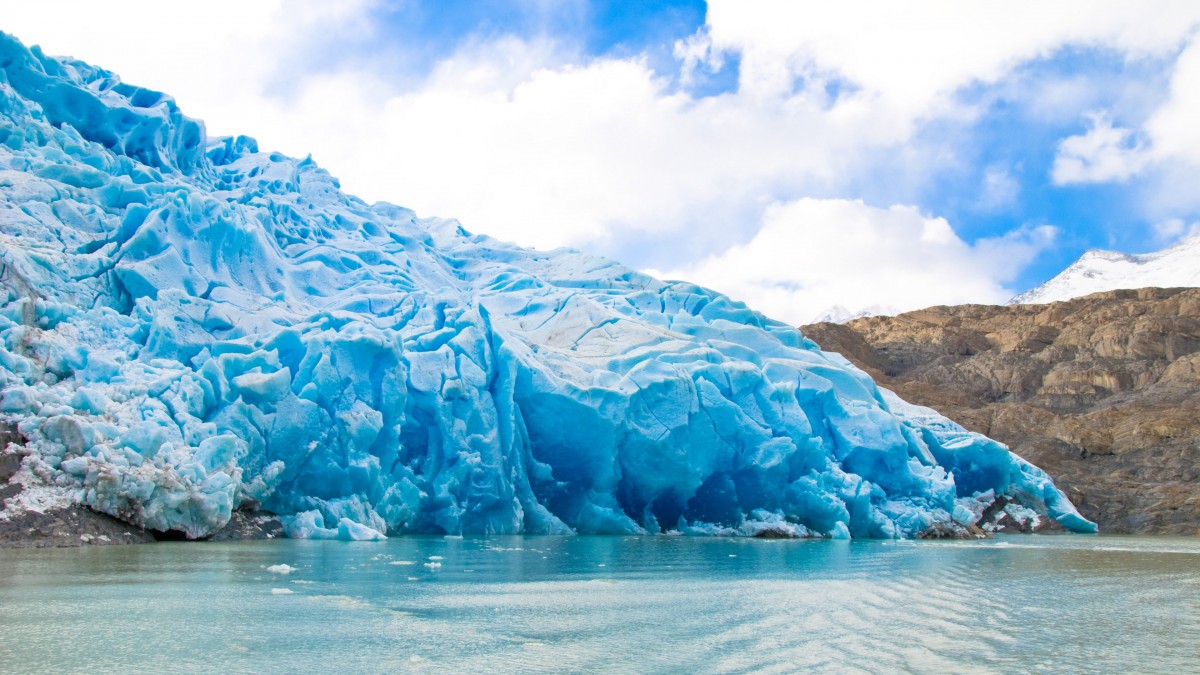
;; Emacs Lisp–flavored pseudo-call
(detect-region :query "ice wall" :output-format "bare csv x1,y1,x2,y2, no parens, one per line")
0,32,1096,539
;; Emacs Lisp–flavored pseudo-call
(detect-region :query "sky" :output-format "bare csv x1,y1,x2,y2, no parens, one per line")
4,1,1200,324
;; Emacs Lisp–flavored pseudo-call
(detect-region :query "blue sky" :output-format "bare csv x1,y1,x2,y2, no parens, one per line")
6,1,1200,322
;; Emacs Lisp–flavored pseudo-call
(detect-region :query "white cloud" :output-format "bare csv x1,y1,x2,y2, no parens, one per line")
1052,113,1150,184
341,48,913,251
649,199,1056,325
674,30,725,86
1151,218,1200,244
1147,37,1200,165
1049,33,1200,188
1,1,380,132
980,165,1020,210
704,0,1200,118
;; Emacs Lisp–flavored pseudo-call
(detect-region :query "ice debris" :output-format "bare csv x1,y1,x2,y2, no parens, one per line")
0,32,1096,539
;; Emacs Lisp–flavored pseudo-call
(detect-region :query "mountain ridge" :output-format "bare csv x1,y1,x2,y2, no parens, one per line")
1013,231,1200,305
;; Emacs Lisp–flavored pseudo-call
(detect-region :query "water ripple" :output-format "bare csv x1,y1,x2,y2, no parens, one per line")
0,536,1197,673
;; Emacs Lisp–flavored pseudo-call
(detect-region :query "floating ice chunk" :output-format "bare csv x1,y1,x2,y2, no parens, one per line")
270,588,294,595
282,511,387,541
337,519,387,541
267,564,295,575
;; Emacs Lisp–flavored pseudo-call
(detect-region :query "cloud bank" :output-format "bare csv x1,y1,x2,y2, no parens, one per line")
650,199,1056,324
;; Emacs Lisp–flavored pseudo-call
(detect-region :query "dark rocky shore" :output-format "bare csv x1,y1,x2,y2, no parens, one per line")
1,424,282,548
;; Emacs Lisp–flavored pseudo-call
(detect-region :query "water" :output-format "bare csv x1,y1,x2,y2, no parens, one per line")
1,536,1197,674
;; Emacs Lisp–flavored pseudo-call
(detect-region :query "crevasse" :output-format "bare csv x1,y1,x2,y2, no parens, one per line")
0,32,1096,540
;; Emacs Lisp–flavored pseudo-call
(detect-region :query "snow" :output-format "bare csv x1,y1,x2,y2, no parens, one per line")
0,31,1096,539
810,304,898,325
1012,232,1200,304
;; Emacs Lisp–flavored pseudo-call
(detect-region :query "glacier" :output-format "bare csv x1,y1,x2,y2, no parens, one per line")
0,32,1096,540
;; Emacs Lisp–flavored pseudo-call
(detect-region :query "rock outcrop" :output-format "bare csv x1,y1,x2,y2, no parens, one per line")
804,287,1200,534
0,425,155,547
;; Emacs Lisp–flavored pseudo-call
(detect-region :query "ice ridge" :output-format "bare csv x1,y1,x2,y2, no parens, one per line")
0,32,1096,539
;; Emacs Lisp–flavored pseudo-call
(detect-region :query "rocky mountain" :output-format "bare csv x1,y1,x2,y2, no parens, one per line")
804,287,1200,534
1012,232,1200,305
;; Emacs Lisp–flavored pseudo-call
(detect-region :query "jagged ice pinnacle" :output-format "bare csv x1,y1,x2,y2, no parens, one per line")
0,32,1096,540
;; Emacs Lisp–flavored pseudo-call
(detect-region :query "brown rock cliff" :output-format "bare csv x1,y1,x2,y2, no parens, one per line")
803,287,1200,534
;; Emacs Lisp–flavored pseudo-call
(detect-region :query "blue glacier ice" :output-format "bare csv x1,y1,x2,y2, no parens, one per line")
0,32,1096,539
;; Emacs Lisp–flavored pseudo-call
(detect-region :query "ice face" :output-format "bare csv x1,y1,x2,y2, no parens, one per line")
0,32,1096,539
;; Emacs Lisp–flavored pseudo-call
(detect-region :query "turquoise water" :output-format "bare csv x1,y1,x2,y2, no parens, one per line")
1,536,1198,673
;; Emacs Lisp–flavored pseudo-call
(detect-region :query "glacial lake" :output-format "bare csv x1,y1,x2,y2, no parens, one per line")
1,535,1198,674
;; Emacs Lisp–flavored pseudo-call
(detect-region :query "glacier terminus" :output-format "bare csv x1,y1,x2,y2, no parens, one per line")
0,32,1096,541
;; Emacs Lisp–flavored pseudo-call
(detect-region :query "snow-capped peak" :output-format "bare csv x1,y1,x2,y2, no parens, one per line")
1011,231,1200,305
809,304,898,325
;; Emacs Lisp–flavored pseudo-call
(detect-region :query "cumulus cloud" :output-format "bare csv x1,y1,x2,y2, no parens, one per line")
0,1,381,130
1050,33,1200,189
649,199,1056,325
703,0,1200,118
1151,218,1200,245
980,165,1020,210
1147,37,1200,166
1052,113,1150,184
347,46,916,251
